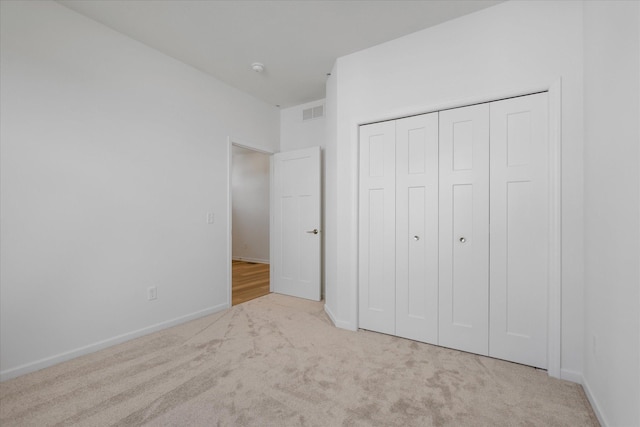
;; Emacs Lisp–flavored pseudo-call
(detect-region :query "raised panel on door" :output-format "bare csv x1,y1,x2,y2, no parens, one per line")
439,103,489,355
489,93,549,368
359,121,396,335
395,113,439,344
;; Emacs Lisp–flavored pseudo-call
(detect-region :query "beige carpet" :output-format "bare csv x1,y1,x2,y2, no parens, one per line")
0,294,598,426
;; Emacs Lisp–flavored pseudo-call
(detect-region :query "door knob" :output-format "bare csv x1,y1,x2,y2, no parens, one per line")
306,229,319,235
459,237,466,243
413,235,420,241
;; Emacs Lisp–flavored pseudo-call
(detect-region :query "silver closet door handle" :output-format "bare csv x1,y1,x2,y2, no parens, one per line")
413,235,420,241
306,229,319,235
459,237,466,243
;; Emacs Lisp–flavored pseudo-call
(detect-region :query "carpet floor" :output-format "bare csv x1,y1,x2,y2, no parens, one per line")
0,294,598,426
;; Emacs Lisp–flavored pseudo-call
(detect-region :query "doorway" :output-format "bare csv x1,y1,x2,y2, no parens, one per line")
230,143,271,305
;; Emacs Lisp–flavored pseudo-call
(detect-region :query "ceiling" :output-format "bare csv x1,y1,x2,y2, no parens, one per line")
57,0,503,108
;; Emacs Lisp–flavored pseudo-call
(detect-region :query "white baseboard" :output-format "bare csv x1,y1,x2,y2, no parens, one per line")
561,369,610,427
324,304,357,331
582,376,609,427
232,257,269,264
560,369,609,427
0,303,229,382
560,368,583,384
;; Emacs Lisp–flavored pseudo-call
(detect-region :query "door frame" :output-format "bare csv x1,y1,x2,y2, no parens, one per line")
354,79,562,378
226,137,274,308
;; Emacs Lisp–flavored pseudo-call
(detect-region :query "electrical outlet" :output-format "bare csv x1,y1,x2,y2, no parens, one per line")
148,286,157,301
206,212,215,224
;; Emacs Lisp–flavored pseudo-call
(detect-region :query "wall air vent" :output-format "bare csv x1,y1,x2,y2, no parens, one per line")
302,105,324,121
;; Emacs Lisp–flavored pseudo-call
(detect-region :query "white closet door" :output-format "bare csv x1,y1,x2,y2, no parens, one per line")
489,93,549,368
438,104,490,355
395,113,439,344
359,121,396,334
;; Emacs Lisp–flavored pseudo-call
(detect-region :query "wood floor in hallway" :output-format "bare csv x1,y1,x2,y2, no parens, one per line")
232,260,270,305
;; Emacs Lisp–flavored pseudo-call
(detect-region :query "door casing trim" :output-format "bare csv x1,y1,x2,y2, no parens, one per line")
226,138,274,308
352,79,562,378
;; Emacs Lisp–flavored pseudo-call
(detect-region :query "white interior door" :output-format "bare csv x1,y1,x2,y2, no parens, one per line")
489,93,549,368
271,146,321,301
358,121,396,334
395,113,439,344
438,103,490,355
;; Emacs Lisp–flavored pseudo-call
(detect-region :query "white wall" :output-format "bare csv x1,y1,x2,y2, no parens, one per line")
232,149,270,263
0,0,279,380
583,2,640,426
325,0,585,379
324,66,340,325
280,99,326,151
279,98,328,297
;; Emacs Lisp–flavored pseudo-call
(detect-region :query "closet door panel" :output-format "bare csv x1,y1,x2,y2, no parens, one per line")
359,121,396,335
395,113,439,344
439,104,490,355
489,93,549,368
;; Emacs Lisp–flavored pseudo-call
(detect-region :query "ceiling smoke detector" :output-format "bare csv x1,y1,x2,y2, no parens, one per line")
251,62,265,73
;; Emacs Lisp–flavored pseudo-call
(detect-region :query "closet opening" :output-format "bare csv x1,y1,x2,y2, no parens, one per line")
357,89,561,374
